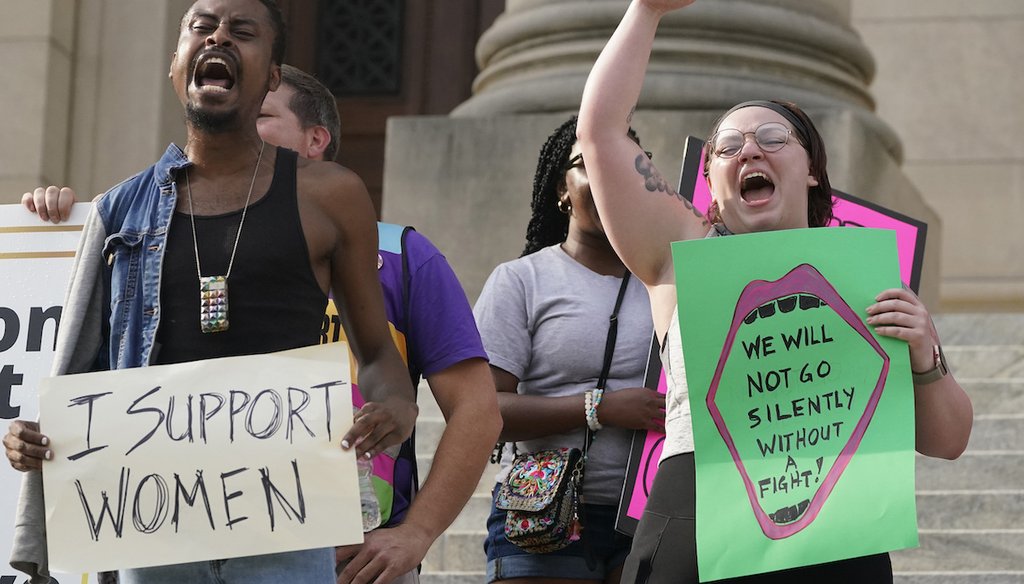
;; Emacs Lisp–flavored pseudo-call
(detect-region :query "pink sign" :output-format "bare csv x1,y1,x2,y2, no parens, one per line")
617,338,666,533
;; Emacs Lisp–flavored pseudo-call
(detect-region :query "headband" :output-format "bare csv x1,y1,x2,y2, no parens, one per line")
719,100,812,148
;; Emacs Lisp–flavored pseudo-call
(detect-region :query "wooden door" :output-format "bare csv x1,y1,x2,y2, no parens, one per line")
279,0,502,216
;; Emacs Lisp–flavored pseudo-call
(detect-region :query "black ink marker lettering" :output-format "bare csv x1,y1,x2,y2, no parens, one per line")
173,470,215,532
246,389,283,439
132,473,169,534
286,387,313,443
75,466,130,540
165,394,194,443
310,380,344,442
199,392,225,443
228,390,251,443
220,467,249,529
259,459,306,531
125,386,165,456
66,392,113,461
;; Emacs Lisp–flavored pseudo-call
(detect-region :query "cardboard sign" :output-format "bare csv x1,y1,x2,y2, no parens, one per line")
673,228,916,580
39,343,362,574
0,203,97,584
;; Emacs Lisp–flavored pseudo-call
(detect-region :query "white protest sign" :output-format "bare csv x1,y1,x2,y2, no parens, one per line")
0,202,93,584
39,342,362,574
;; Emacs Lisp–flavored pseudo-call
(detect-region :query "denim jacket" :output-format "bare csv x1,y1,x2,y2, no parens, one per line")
98,144,191,370
10,144,191,583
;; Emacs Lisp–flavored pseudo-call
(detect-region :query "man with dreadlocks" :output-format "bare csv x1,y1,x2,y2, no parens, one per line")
473,116,665,584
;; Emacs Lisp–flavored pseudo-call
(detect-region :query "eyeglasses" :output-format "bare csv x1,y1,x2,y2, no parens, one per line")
565,152,585,171
709,122,793,159
564,150,652,172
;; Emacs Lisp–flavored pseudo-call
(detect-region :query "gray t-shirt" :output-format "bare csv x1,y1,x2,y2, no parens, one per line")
474,244,653,505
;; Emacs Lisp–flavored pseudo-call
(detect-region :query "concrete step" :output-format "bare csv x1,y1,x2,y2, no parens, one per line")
415,379,444,418
963,380,1024,415
917,452,1023,490
422,530,487,573
891,531,1024,572
415,417,446,452
448,492,493,531
894,574,1024,584
945,345,1024,379
917,491,1024,530
966,415,1024,451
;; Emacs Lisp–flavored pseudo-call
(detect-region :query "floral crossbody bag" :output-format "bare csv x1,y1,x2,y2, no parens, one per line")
494,272,631,553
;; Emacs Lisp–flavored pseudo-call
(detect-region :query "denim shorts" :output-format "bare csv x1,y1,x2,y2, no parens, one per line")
484,486,632,582
119,547,334,584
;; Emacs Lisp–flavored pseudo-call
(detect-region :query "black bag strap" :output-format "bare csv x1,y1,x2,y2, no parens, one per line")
580,270,631,570
399,225,417,386
583,270,631,459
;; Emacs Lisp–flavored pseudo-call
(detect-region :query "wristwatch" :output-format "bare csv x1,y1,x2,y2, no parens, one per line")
912,344,948,385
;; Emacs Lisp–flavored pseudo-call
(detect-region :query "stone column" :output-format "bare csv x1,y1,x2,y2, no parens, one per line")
0,1,189,202
0,2,76,200
66,0,190,197
383,0,941,306
455,0,897,156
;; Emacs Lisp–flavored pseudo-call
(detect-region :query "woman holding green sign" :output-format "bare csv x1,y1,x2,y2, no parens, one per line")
576,0,973,582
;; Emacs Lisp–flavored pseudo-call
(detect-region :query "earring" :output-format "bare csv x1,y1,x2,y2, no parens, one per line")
557,199,572,214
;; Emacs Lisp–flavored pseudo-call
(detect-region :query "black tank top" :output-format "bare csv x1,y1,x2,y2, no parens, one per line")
155,148,327,365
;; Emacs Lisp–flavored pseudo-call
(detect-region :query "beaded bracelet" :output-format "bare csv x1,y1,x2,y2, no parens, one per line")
586,388,604,431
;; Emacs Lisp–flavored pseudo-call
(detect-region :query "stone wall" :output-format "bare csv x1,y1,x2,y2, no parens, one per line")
851,1,1024,310
1,1,1020,311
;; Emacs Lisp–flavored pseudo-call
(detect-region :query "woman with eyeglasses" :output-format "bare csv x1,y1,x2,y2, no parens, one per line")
473,116,665,584
576,1,973,582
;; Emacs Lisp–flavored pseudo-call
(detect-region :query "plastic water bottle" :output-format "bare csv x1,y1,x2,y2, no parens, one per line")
357,455,381,532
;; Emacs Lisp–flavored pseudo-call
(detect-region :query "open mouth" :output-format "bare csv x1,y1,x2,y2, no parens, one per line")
706,264,891,540
193,53,236,92
740,171,775,203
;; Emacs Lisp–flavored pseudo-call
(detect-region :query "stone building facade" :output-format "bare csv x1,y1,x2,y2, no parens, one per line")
1,0,1021,311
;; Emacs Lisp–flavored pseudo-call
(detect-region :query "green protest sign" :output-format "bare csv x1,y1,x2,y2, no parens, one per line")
671,228,917,581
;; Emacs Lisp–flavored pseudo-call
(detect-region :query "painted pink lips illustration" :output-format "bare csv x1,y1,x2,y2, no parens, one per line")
706,264,889,540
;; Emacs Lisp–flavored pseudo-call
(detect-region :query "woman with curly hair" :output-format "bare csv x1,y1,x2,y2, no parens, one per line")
474,116,665,584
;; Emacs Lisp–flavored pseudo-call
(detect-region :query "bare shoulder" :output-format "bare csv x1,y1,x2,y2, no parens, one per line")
295,158,370,208
293,158,377,261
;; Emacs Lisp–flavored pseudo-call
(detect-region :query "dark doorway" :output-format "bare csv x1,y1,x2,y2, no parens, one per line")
279,0,502,216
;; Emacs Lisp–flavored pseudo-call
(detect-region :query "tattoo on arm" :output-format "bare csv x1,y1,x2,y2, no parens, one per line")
634,155,708,224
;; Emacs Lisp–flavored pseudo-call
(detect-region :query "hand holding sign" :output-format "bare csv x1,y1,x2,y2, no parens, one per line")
342,394,418,460
3,419,51,471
